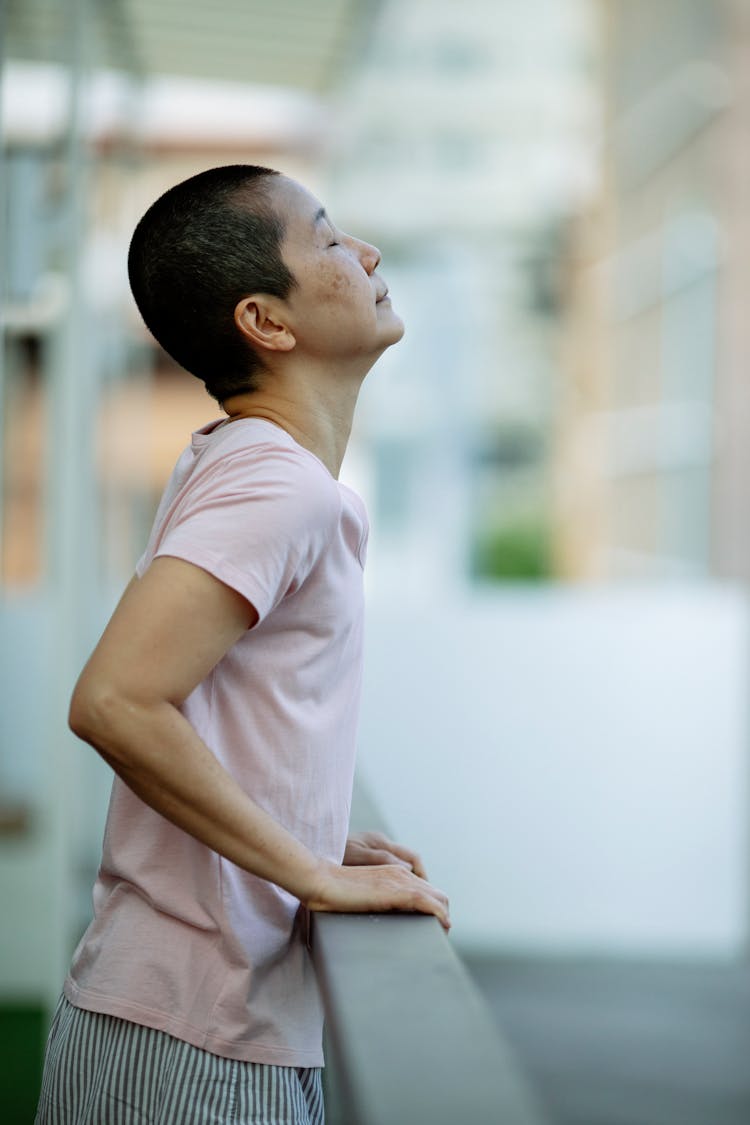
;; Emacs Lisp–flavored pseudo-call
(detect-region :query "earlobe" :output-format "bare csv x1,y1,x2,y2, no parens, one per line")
233,297,296,353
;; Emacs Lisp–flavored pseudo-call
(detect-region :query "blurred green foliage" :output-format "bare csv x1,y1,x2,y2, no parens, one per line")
0,1003,46,1123
471,518,551,582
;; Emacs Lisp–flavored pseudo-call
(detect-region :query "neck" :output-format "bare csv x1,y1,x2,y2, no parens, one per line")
221,365,364,479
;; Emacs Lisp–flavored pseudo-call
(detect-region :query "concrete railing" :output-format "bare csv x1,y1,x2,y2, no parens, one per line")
311,781,551,1125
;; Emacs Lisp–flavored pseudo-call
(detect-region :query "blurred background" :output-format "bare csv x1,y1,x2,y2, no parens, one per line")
2,0,750,1121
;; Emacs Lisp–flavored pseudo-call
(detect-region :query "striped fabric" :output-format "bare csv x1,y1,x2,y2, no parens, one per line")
35,996,325,1124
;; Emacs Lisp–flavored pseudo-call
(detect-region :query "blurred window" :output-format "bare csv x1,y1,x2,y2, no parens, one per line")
1,335,47,586
433,38,490,74
1,149,60,588
433,132,484,171
614,0,721,109
373,438,414,531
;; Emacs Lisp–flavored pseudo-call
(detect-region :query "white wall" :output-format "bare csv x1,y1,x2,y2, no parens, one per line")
357,584,750,958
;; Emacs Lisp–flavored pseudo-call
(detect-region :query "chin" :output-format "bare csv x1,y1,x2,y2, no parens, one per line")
385,312,406,345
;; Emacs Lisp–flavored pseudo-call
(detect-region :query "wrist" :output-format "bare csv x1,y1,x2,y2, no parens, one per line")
296,855,337,911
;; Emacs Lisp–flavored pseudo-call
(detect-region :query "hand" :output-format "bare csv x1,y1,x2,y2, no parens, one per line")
305,857,451,931
343,830,428,879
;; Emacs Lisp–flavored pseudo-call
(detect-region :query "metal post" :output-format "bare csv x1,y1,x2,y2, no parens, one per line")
44,0,99,1010
0,0,8,564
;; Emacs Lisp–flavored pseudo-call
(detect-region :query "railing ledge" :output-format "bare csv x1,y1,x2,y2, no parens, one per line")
310,779,551,1125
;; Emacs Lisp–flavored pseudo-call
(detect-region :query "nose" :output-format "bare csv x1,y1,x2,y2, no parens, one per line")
361,240,381,274
347,234,381,274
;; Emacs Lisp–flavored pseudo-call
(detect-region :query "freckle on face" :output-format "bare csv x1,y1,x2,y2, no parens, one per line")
322,270,357,300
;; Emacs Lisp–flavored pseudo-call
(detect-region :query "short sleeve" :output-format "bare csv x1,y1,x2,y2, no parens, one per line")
142,443,339,623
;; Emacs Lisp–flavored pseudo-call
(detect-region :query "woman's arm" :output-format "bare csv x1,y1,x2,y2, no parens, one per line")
70,556,450,929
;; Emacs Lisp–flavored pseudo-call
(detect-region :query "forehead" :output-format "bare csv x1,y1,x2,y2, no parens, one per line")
267,175,326,238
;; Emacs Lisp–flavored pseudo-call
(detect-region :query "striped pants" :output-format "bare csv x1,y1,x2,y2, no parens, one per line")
35,996,325,1125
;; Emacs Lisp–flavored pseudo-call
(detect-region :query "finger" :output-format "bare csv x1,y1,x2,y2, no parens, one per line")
313,863,450,930
386,842,428,879
408,884,451,931
390,868,450,929
360,864,449,925
371,849,412,870
411,857,428,879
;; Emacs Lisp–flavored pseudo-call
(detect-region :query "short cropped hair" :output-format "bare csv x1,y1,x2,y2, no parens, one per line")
127,165,295,403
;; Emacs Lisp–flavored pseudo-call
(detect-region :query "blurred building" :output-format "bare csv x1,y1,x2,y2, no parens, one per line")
555,0,750,582
326,0,596,591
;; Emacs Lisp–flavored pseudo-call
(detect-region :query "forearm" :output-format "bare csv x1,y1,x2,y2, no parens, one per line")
71,693,326,903
66,559,450,928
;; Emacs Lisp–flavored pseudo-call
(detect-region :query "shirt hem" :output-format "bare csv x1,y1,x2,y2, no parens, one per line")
63,978,324,1068
148,547,275,623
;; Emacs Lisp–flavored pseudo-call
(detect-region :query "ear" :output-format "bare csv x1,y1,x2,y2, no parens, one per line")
233,296,296,354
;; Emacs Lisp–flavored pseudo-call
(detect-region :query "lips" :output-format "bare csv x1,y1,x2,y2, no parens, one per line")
375,287,389,303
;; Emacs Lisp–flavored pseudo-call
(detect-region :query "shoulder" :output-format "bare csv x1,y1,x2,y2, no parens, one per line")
202,421,326,476
194,421,342,530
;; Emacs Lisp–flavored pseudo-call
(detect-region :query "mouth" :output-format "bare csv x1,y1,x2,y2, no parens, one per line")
375,288,390,303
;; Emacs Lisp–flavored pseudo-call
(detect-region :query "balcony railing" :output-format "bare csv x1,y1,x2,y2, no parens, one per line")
311,781,551,1125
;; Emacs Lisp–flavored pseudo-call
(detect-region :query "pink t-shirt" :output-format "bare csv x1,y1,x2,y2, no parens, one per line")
64,417,368,1066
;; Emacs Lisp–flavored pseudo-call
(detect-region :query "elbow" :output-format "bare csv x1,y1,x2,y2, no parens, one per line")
68,677,160,773
68,677,123,746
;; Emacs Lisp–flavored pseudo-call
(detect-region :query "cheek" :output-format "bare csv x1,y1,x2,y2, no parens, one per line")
314,258,368,303
321,270,358,304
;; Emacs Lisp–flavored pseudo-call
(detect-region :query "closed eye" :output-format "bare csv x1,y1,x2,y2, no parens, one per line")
325,221,341,248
